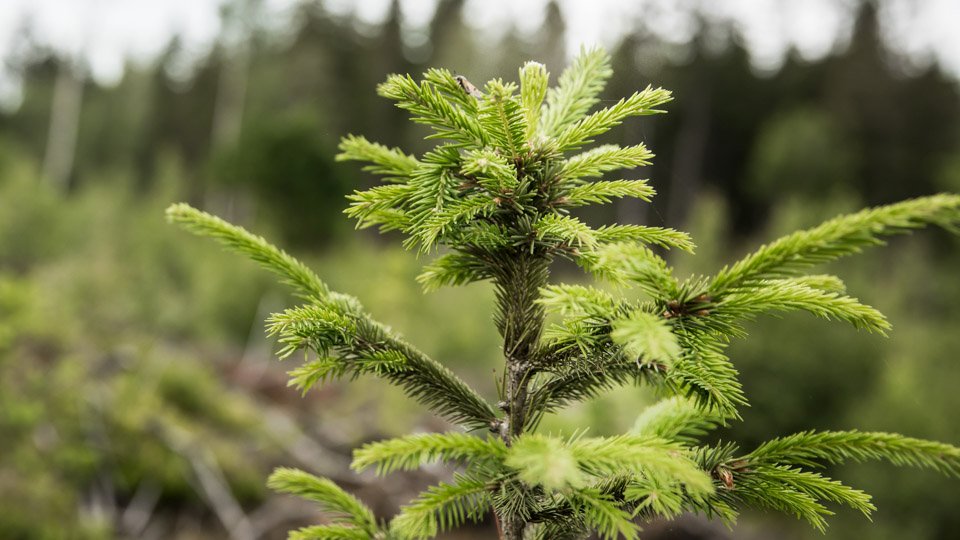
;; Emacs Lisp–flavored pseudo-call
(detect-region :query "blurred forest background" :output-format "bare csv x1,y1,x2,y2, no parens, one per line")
2,0,959,538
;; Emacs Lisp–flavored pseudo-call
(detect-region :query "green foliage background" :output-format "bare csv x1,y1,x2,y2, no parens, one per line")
1,0,959,538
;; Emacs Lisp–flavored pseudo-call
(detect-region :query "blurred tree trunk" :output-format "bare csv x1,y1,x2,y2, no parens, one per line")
42,61,84,192
208,0,255,223
667,85,710,228
212,45,249,152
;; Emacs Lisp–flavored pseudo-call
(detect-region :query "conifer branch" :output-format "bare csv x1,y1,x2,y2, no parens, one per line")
288,525,371,540
540,318,606,359
788,274,847,294
529,520,588,540
336,134,420,182
168,204,497,429
558,144,654,179
412,197,501,251
553,87,672,152
569,435,713,495
625,475,687,519
558,179,655,207
505,434,586,490
733,476,832,531
577,242,679,297
477,79,527,155
519,61,549,139
286,358,349,396
710,194,960,294
667,346,746,418
684,443,742,524
539,46,613,137
715,279,890,335
400,146,472,252
610,310,682,366
461,149,519,193
525,357,662,431
538,284,615,317
569,489,638,540
424,68,482,113
631,396,727,443
490,478,543,526
686,431,960,532
344,184,414,231
454,222,514,250
271,311,499,429
536,214,598,248
377,73,487,146
748,466,875,517
175,48,960,540
594,224,695,252
743,430,960,476
267,303,358,358
352,432,508,475
416,252,491,292
166,203,329,301
692,460,873,532
389,474,494,539
525,480,632,540
267,468,380,535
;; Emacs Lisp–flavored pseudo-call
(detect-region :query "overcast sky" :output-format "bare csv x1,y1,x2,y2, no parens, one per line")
1,0,958,106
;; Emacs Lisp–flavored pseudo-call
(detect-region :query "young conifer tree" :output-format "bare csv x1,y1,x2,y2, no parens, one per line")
167,47,960,539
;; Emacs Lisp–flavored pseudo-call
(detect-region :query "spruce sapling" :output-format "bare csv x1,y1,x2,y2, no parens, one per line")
168,46,960,539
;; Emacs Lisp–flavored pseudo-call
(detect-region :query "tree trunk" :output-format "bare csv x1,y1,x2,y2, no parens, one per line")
42,61,84,192
494,253,549,539
667,86,710,228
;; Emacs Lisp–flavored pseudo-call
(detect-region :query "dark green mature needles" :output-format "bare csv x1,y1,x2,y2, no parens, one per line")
168,46,960,540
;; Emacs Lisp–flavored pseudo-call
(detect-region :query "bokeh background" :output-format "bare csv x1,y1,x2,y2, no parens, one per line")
2,0,959,538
